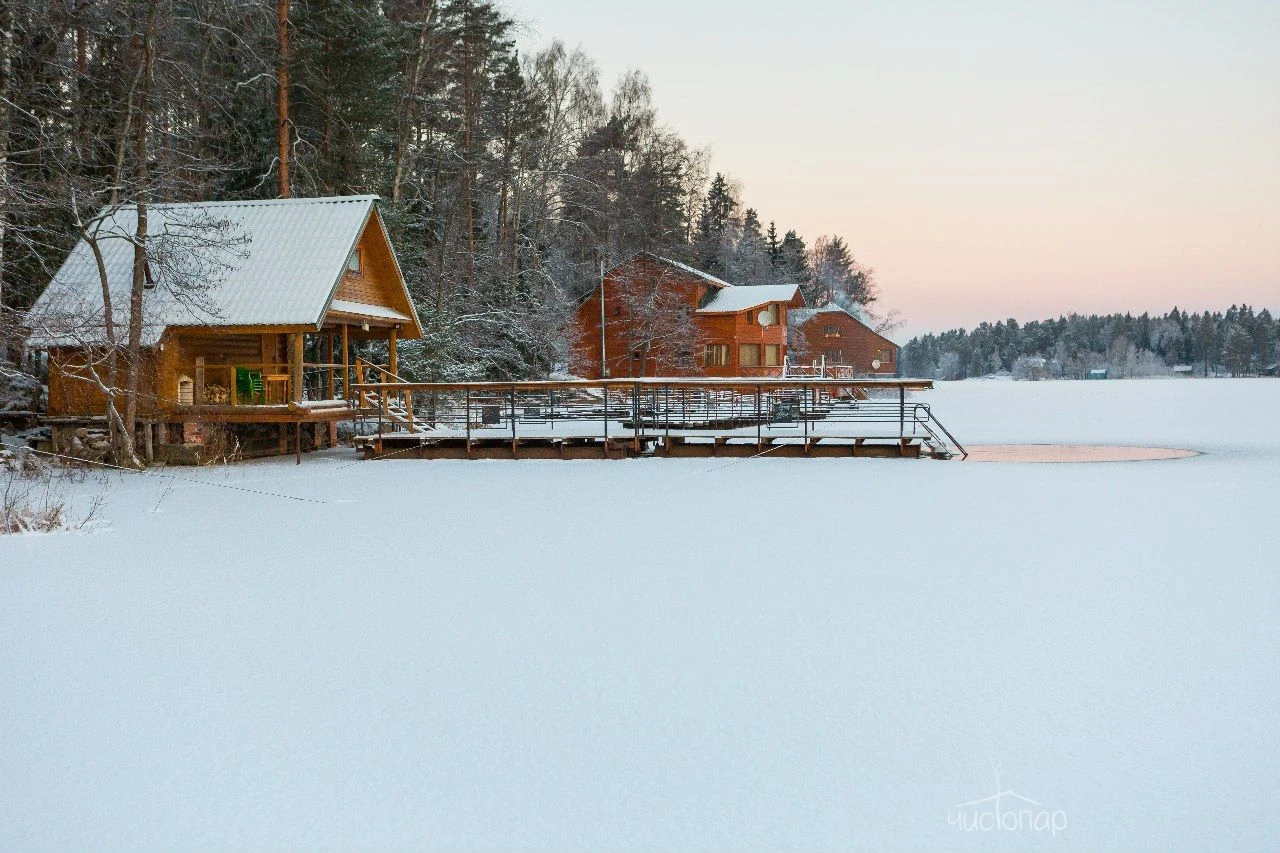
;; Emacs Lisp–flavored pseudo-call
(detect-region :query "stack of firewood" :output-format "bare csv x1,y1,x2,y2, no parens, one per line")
203,383,230,404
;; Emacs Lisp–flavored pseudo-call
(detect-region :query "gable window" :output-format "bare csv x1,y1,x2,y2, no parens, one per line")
876,348,895,365
823,324,841,338
739,344,760,368
346,248,362,274
824,348,844,363
757,304,778,327
704,344,730,367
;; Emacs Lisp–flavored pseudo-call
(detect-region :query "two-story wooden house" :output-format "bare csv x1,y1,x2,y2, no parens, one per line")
788,302,898,376
25,195,421,459
571,253,805,378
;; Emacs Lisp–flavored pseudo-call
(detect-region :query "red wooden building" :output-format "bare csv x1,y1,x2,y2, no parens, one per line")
571,253,805,378
788,303,899,375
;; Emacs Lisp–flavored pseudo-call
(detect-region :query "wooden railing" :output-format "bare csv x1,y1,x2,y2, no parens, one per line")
350,358,430,431
346,376,964,458
186,362,351,407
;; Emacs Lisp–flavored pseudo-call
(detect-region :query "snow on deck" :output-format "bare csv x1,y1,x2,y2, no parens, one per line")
1,378,1278,850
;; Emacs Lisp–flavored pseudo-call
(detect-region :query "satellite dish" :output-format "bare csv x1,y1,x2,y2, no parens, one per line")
758,309,775,327
871,359,882,370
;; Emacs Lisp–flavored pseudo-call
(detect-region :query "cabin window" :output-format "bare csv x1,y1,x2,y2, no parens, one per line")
876,348,895,365
823,349,843,363
346,248,362,274
763,344,780,367
177,375,194,406
824,324,841,338
757,304,778,327
704,344,730,367
739,344,760,368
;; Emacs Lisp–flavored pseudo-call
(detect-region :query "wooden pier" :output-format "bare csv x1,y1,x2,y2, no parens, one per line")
348,377,966,461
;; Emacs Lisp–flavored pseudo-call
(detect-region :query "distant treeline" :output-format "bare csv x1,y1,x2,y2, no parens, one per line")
900,306,1278,380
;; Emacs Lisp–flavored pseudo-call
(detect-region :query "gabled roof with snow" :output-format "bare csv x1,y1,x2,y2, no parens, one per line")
605,252,734,290
646,254,734,289
789,301,899,347
789,301,872,327
697,282,804,314
26,195,419,346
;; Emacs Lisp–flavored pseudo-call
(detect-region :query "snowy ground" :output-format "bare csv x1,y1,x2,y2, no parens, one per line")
2,378,1278,851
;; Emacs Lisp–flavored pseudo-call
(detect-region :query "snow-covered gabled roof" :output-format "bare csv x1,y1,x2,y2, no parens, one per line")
697,282,804,314
26,195,416,346
606,252,733,290
789,301,873,327
646,254,734,289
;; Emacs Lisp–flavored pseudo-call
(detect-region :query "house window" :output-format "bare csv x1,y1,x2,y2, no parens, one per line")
824,324,841,338
763,344,780,367
757,304,778,327
346,248,362,274
704,344,730,367
824,349,843,363
876,348,895,365
739,344,760,368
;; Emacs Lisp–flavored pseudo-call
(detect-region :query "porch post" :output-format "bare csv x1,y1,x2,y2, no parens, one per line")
341,323,350,398
194,357,205,406
389,325,399,376
289,333,303,403
326,331,335,400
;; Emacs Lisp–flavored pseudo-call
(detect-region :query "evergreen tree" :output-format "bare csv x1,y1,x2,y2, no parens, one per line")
695,172,736,273
777,230,808,283
765,221,781,268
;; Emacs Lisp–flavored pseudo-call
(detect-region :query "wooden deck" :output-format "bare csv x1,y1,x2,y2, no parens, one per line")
355,434,927,460
347,377,966,461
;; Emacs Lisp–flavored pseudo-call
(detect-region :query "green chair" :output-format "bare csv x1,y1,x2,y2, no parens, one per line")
235,368,264,404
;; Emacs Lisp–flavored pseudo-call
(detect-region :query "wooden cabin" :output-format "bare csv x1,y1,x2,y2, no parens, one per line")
788,303,898,376
25,195,421,459
571,253,805,378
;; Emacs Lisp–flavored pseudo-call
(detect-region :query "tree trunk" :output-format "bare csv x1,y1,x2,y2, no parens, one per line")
0,3,12,316
392,0,436,203
276,0,291,198
124,2,156,466
85,232,123,460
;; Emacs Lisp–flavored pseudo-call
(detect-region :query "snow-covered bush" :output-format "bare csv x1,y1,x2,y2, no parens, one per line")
1,449,104,535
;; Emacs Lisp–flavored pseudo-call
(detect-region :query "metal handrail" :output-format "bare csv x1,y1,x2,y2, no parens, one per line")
343,377,963,458
909,403,968,460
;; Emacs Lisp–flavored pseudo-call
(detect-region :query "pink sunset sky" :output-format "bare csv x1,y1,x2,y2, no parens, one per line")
503,0,1280,338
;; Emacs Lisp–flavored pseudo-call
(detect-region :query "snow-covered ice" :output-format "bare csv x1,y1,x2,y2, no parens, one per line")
2,378,1277,851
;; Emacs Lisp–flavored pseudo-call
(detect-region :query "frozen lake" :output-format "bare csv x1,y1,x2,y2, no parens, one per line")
2,378,1277,851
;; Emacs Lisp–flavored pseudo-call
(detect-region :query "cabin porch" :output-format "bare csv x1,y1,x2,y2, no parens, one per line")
165,321,405,417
